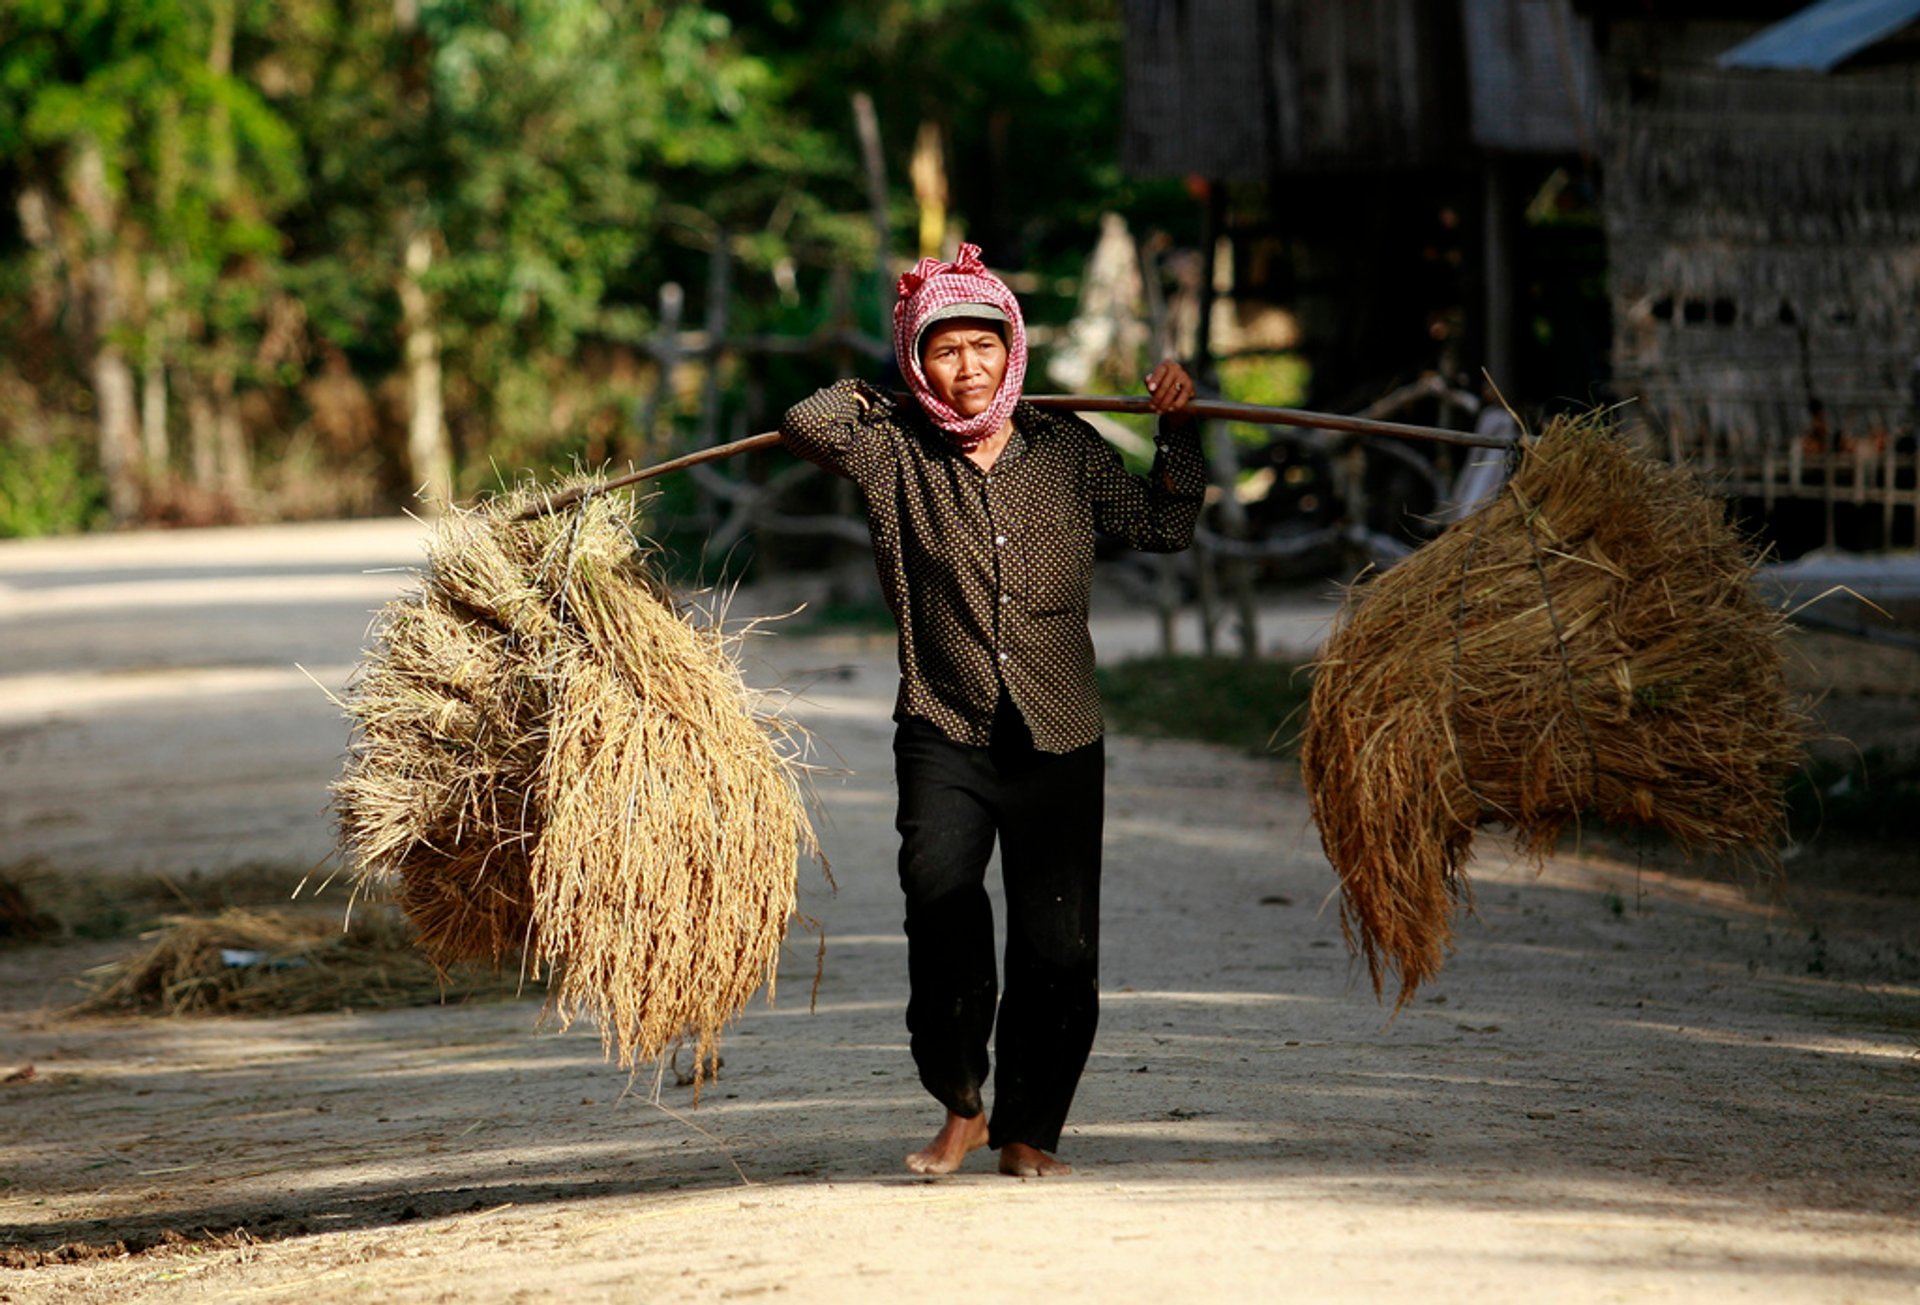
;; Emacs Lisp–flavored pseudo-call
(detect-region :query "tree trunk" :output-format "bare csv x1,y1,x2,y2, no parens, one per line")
188,371,218,490
69,139,141,522
397,227,453,510
910,119,948,260
212,366,250,497
89,351,140,520
13,184,63,330
388,0,451,509
850,92,891,323
206,0,237,195
141,262,171,474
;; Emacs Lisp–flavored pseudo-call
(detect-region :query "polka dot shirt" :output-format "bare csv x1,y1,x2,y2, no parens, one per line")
781,379,1205,753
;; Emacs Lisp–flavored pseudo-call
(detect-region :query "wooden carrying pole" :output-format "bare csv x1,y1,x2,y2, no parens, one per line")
513,394,1517,519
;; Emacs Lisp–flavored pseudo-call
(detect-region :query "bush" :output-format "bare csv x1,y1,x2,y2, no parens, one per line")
0,438,106,538
1097,654,1313,756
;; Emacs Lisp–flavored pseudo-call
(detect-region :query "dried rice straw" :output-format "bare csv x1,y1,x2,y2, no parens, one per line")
333,479,816,1076
73,907,518,1016
1300,412,1809,1008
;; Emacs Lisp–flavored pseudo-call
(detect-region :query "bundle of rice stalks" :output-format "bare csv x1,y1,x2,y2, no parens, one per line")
74,906,515,1016
333,479,815,1075
1300,412,1808,1008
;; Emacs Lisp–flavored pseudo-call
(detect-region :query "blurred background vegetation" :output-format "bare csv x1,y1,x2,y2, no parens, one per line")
0,0,1197,537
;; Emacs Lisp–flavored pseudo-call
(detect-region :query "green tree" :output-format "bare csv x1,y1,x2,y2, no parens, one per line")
0,0,302,521
720,0,1143,275
268,0,853,499
0,0,1156,531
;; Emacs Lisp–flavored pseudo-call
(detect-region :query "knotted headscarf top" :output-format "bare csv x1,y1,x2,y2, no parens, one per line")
892,243,1028,450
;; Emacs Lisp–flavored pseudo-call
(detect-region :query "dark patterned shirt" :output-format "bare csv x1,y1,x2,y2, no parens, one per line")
780,379,1205,752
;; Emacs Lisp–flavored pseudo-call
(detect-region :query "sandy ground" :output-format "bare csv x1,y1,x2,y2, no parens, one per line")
1,518,1917,1304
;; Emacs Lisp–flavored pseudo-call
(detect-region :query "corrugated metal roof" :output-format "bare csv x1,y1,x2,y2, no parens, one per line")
1717,0,1920,72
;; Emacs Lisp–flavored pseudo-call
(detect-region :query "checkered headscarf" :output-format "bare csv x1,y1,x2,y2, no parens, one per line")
892,243,1027,450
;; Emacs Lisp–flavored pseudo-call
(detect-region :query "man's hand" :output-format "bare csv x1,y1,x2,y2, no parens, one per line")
1144,361,1197,416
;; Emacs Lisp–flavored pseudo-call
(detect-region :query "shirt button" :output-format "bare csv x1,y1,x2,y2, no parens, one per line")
995,534,1007,547
999,594,1010,605
998,651,1010,663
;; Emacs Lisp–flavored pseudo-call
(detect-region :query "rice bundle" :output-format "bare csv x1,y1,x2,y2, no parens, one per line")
1300,412,1807,1008
333,480,814,1073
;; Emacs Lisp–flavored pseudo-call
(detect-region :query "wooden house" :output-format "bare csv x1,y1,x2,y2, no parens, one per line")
1124,0,1920,551
1123,0,1602,410
1580,0,1920,551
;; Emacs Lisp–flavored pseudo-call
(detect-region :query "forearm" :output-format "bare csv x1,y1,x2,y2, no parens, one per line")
780,379,887,479
1096,418,1206,553
1149,415,1205,501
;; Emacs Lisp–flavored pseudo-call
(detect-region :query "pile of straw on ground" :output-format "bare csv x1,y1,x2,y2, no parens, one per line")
74,906,516,1016
1300,412,1808,1008
333,480,815,1075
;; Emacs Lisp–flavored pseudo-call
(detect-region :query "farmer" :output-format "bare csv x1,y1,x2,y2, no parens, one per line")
781,244,1203,1177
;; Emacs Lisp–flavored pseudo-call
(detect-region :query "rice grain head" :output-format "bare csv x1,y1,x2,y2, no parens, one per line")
334,480,816,1075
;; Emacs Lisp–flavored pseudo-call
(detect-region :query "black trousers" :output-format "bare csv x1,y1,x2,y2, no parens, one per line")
891,695,1104,1153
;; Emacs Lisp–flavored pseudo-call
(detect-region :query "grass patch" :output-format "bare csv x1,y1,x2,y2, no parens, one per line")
1785,746,1920,845
784,596,897,637
1097,654,1313,756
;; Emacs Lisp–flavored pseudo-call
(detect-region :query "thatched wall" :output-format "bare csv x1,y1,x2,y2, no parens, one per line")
1598,17,1920,539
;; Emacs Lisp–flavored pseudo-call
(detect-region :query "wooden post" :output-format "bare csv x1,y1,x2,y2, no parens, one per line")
1823,444,1837,552
1482,158,1514,394
825,264,864,603
1194,537,1219,656
1195,180,1259,659
697,236,732,534
639,282,683,452
1883,420,1897,547
1141,238,1180,656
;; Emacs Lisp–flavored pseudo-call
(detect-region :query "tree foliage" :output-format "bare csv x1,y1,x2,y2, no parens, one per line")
0,0,1149,532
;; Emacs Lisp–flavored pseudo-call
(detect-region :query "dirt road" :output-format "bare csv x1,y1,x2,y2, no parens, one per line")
2,519,1916,1303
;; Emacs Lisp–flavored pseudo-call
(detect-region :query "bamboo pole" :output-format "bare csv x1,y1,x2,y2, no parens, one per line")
512,394,1514,520
1029,395,1516,449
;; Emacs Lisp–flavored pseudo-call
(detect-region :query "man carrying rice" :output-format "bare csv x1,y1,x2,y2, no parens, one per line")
781,244,1202,1177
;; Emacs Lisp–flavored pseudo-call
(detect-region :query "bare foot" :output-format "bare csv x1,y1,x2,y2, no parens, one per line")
904,1110,989,1175
998,1142,1072,1177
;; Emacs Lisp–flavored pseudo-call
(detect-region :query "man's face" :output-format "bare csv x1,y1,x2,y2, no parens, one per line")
920,320,1008,417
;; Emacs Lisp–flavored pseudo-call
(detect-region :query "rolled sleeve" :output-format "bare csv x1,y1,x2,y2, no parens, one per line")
779,379,893,484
